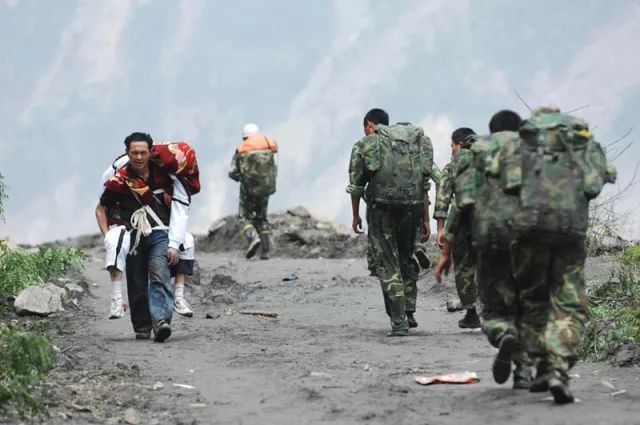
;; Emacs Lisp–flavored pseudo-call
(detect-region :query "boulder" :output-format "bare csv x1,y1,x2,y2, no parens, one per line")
14,283,66,316
287,206,311,218
64,282,85,296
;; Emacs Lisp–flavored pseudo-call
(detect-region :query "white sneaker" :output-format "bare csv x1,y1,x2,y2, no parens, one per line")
174,297,193,317
109,295,125,319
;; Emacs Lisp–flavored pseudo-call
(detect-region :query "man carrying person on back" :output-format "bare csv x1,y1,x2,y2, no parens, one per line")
96,132,192,342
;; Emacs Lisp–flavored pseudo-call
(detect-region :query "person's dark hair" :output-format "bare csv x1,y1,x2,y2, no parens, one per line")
363,108,389,127
124,132,153,151
451,127,476,144
489,110,522,133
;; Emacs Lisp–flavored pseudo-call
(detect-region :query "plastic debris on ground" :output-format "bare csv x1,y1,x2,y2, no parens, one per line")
415,371,479,385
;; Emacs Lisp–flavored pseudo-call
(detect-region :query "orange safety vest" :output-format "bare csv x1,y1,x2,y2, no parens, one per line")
237,134,278,155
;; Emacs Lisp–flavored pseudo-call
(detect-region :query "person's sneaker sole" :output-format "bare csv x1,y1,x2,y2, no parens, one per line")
415,250,431,269
175,309,193,318
549,378,574,404
493,335,516,384
246,239,261,259
154,324,172,343
109,313,124,320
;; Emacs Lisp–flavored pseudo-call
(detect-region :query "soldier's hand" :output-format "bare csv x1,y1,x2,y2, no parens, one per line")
421,220,430,242
434,253,451,283
167,247,180,266
352,216,364,234
436,231,444,248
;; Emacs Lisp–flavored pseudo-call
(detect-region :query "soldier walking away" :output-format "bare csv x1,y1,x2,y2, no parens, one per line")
435,110,534,390
347,108,433,336
433,127,481,329
501,107,616,403
229,123,278,260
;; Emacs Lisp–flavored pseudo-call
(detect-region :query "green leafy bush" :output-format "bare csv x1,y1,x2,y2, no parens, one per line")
0,323,55,415
581,261,640,361
621,244,640,266
0,243,85,296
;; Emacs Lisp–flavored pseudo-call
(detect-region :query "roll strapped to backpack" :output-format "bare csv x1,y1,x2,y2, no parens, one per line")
498,108,616,243
363,123,433,206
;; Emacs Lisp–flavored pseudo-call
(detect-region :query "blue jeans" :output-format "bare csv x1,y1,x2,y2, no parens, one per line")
126,230,174,333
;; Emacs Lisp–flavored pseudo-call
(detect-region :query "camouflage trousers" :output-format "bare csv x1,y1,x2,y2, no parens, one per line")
366,207,419,314
368,203,421,332
512,239,588,380
477,248,533,381
452,224,476,307
239,185,270,234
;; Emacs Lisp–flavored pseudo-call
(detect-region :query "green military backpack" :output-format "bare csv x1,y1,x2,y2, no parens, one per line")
363,123,433,206
498,108,616,243
466,131,521,249
239,150,277,197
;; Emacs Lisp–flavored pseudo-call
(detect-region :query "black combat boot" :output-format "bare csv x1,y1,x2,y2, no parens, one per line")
549,375,574,404
244,227,261,259
492,334,516,384
406,312,418,328
414,247,431,269
458,306,481,329
387,296,409,337
529,363,550,393
259,231,271,260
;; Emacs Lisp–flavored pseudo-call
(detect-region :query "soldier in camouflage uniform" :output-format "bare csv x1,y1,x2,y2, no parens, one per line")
229,123,278,259
433,127,481,329
436,108,616,403
347,108,433,336
436,111,533,389
502,108,616,403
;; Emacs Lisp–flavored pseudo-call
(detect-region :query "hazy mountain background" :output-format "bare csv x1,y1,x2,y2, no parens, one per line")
1,0,639,243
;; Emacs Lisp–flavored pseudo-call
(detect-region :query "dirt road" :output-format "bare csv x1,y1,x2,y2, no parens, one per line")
41,248,640,425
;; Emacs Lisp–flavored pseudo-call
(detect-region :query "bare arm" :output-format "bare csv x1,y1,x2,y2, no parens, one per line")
95,202,109,237
351,195,363,234
421,193,431,242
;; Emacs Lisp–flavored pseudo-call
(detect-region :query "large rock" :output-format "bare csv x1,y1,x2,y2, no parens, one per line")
14,283,66,316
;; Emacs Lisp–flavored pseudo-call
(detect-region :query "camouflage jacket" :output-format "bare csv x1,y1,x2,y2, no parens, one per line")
433,161,453,219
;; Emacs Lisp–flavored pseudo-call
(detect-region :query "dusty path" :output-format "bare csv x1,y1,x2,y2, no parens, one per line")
50,249,640,425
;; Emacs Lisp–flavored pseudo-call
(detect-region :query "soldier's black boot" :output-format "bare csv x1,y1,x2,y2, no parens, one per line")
406,312,418,328
259,231,271,260
492,334,516,384
387,296,409,337
458,306,481,329
529,363,550,392
414,246,431,269
549,373,574,404
244,227,261,259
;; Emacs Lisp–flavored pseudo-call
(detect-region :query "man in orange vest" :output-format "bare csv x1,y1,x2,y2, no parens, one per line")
229,123,278,259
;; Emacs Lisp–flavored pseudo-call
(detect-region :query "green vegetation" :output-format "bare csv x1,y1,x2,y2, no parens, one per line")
0,243,85,296
0,323,55,415
0,174,84,417
581,247,640,361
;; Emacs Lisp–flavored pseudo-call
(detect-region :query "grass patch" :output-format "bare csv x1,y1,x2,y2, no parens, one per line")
0,323,55,416
581,248,640,361
0,242,85,296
